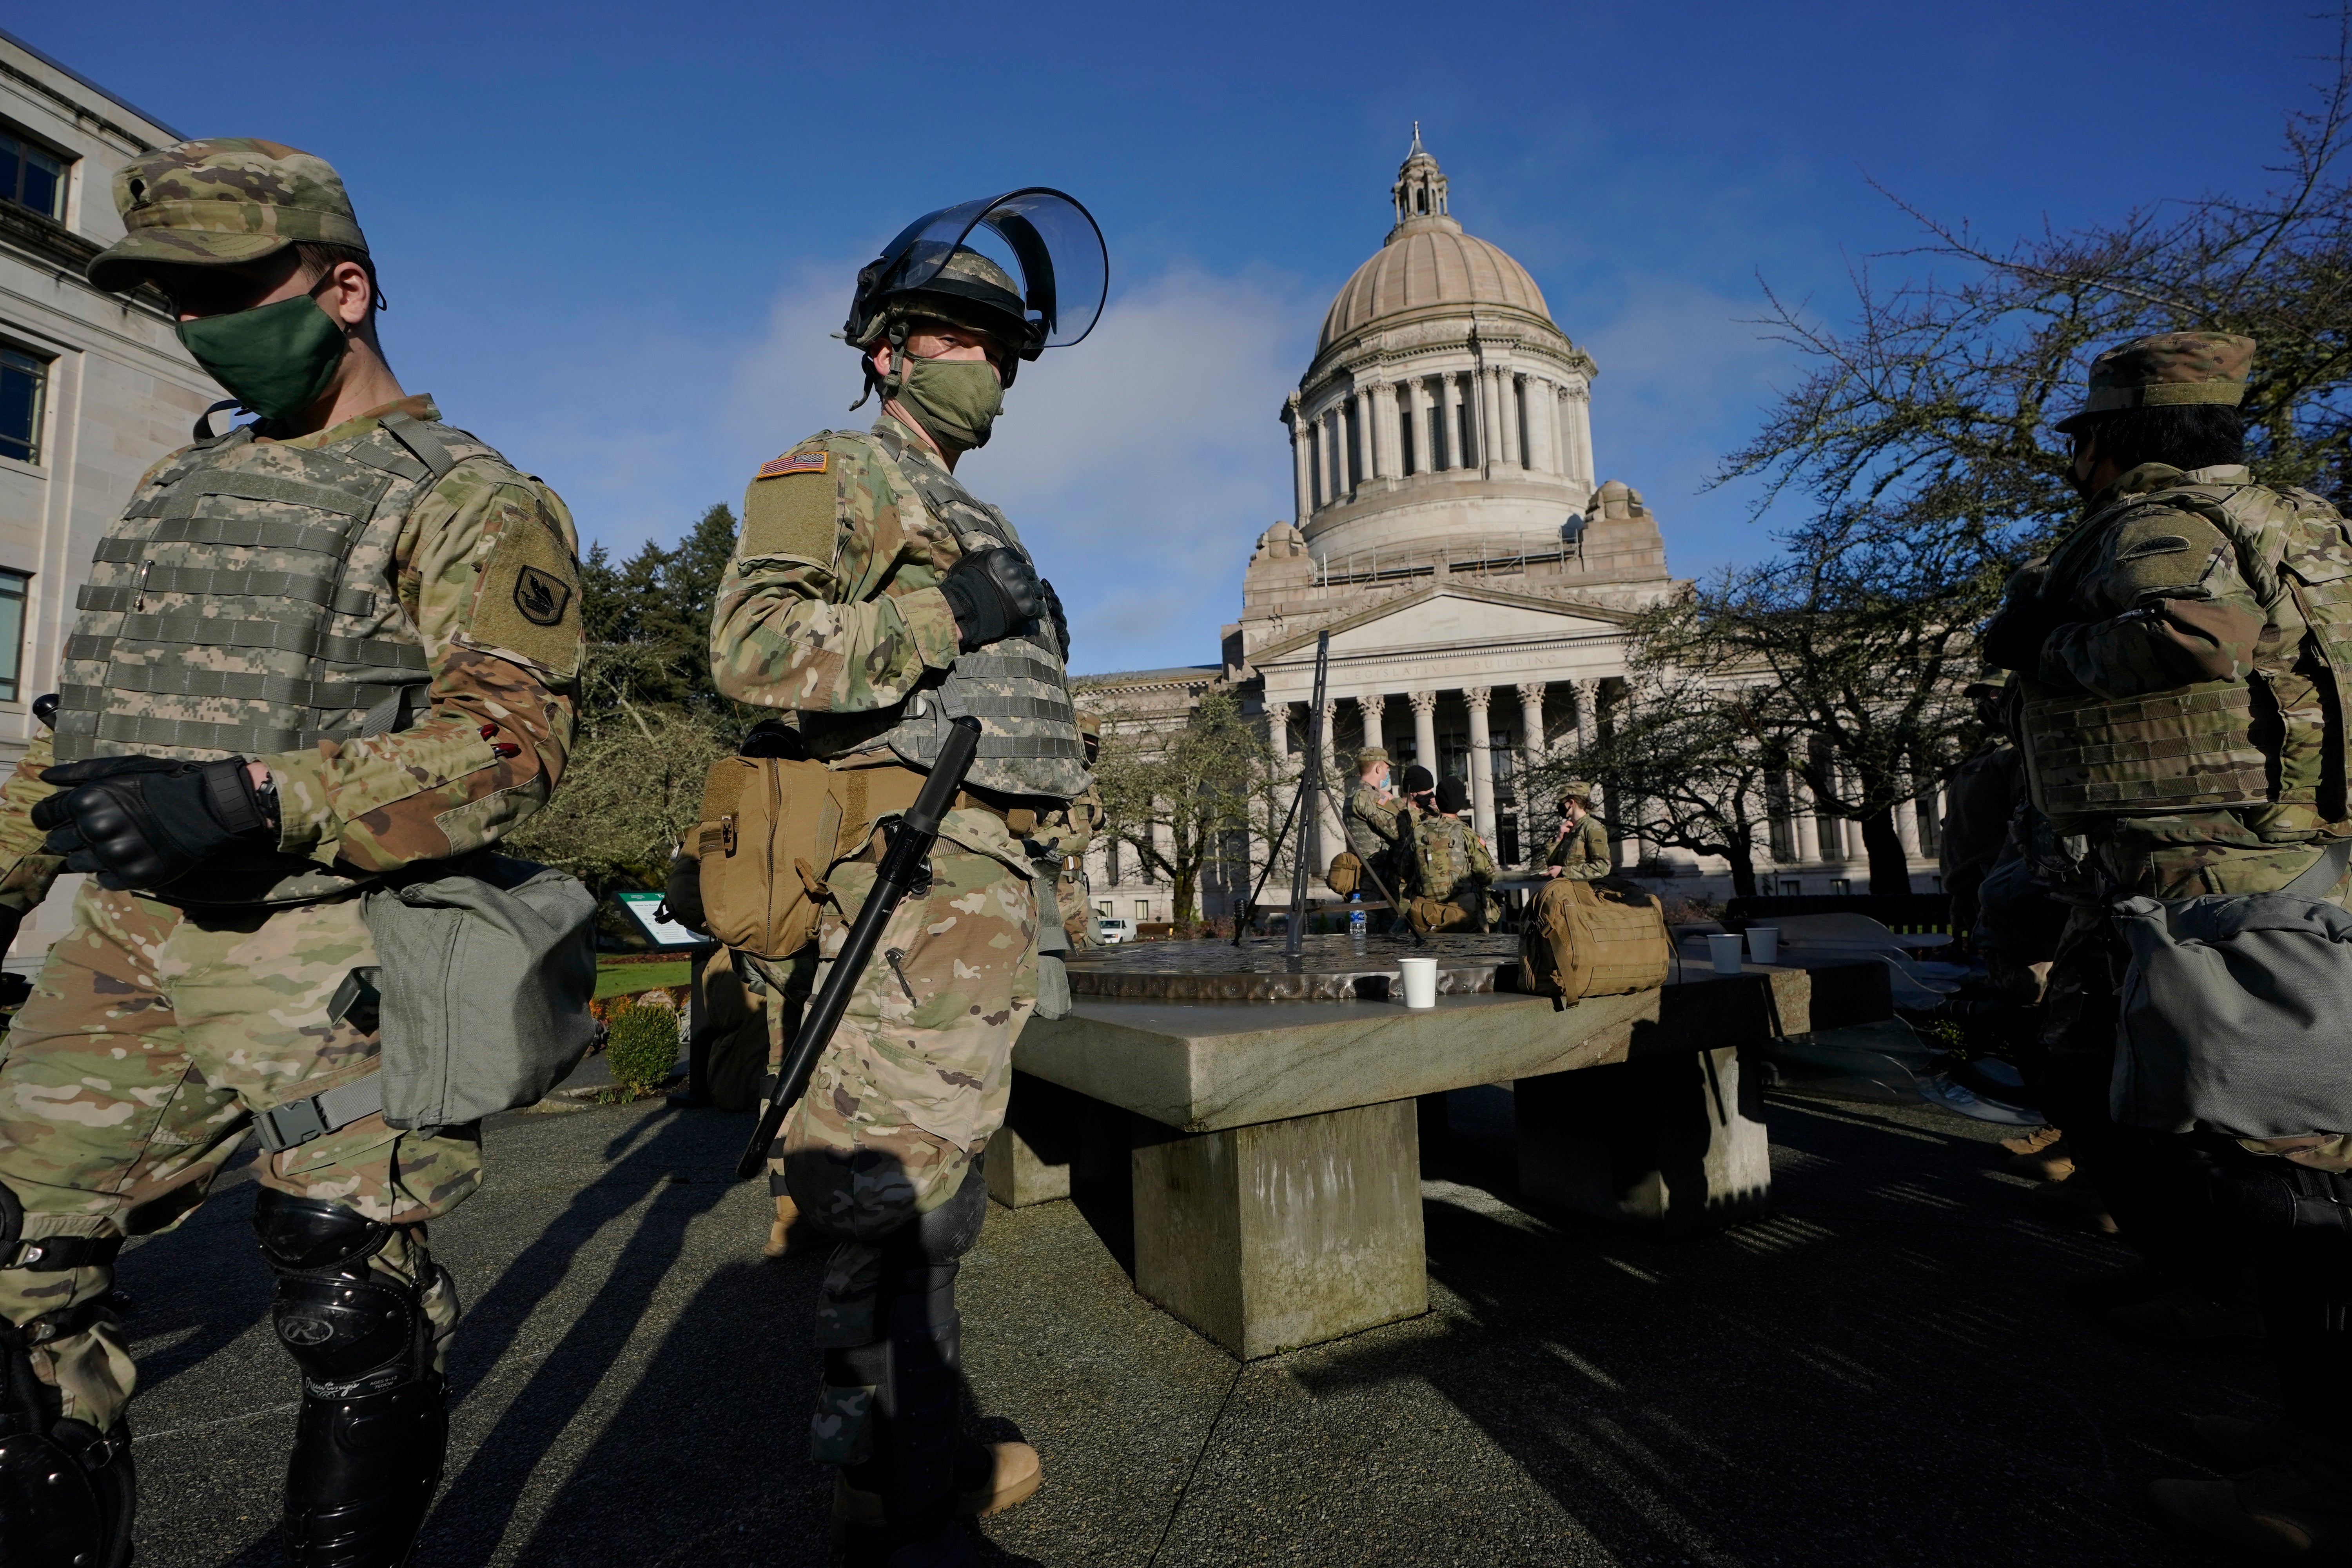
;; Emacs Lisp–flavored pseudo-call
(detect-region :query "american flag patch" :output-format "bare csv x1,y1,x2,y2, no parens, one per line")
755,451,829,479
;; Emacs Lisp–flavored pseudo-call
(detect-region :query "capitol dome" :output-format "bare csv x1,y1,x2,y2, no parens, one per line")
1280,128,1602,562
1318,220,1552,354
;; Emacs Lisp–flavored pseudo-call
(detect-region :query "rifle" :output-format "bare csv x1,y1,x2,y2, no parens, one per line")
734,715,984,1181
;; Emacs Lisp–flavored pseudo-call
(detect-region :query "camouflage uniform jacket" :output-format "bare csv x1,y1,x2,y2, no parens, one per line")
0,396,581,908
1345,783,1403,864
2022,461,2345,899
1413,814,1496,906
708,416,1063,873
1547,815,1610,880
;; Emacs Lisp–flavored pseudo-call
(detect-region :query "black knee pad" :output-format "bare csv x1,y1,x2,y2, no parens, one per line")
254,1191,423,1395
898,1160,989,1269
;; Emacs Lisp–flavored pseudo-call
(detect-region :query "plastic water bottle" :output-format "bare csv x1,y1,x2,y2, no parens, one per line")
1348,895,1367,946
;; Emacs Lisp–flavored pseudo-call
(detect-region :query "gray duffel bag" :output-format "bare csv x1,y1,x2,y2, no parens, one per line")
2111,840,2352,1138
363,855,599,1129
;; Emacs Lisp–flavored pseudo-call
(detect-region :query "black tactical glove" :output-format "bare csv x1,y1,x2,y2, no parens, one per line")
1980,558,2052,672
34,755,278,891
1039,578,1071,661
939,547,1045,651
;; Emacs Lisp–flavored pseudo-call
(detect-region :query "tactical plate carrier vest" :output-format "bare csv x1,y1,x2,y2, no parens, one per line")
2020,474,2352,838
54,409,493,904
804,423,1088,803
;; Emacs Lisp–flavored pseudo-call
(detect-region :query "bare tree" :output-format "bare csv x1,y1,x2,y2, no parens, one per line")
1092,688,1273,928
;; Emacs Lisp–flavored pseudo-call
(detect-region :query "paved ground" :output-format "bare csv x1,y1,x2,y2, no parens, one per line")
115,1074,2267,1567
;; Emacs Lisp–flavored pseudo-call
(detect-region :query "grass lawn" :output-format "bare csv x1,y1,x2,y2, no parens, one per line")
595,958,693,1001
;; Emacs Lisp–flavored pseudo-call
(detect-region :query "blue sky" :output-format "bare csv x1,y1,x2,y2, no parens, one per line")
23,1,2332,674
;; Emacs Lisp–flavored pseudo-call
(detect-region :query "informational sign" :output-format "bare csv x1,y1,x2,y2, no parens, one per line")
615,891,711,951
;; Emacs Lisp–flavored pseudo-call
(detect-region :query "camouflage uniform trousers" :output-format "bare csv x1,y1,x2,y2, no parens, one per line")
0,882,475,1431
757,838,1037,1465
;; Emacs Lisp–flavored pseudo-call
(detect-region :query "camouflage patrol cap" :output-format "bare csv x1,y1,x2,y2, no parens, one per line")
1560,780,1596,806
2053,331,2254,434
87,138,367,295
1356,748,1388,768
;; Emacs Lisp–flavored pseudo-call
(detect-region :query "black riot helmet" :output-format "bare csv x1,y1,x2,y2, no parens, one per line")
844,188,1107,390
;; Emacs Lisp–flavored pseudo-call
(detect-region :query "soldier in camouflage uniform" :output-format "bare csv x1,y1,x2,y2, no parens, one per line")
1049,715,1104,949
1544,782,1610,880
1984,332,2352,1556
709,192,1103,1568
1408,777,1498,933
1344,748,1402,922
0,141,583,1568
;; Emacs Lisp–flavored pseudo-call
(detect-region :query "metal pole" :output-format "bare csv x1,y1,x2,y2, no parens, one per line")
1288,633,1332,961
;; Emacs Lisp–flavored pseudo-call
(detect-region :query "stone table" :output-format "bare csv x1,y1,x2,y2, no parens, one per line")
997,938,1890,1358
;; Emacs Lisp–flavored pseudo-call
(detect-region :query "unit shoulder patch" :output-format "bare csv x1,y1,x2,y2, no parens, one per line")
755,451,830,480
741,446,840,564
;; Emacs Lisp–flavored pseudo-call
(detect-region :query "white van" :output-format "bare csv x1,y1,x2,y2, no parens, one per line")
1096,916,1136,945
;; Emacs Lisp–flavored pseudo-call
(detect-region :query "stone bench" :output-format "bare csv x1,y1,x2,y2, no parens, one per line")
995,958,1890,1358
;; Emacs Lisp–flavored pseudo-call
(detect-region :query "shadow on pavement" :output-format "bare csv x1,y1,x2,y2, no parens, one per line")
1276,1085,2255,1567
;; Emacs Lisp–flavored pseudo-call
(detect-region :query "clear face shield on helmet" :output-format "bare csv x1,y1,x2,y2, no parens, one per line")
848,188,1108,376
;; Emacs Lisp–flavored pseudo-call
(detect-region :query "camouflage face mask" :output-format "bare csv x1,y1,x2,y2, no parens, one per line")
896,352,1004,453
175,292,347,423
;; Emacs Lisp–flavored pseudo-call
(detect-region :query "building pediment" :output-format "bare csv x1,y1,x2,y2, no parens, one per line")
1254,584,1632,667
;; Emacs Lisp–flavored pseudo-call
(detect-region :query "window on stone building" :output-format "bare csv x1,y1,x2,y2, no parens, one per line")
1344,400,1361,489
1829,878,1851,895
1399,405,1416,475
1456,388,1477,467
1515,377,1531,467
0,131,65,222
1309,434,1323,510
0,347,47,465
0,570,29,703
1779,878,1802,895
1134,900,1151,920
1428,394,1447,470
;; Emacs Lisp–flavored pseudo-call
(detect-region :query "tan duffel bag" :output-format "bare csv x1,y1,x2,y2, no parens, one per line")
1326,850,1364,896
695,758,930,960
1518,877,1671,1003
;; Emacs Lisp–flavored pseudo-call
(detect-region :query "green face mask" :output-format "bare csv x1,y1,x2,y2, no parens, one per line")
896,352,1005,453
174,292,348,423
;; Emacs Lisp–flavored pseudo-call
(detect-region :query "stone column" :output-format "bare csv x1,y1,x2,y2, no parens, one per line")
1551,385,1570,485
1411,378,1435,475
1791,773,1820,865
1516,682,1547,774
1323,406,1343,503
1367,383,1393,479
1268,703,1291,760
1896,792,1922,858
1523,377,1553,474
1357,693,1386,756
1410,690,1439,775
1569,385,1595,488
1496,369,1515,472
1465,687,1497,845
1517,682,1548,868
1288,402,1311,523
1438,375,1461,470
1572,679,1599,750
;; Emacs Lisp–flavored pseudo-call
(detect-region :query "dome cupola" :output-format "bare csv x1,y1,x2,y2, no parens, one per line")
1279,129,1609,563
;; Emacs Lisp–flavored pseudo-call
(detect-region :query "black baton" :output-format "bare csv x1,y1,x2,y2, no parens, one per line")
735,715,984,1180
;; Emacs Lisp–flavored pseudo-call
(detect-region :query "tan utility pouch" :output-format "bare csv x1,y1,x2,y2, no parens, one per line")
1518,878,1671,1003
694,758,930,960
1326,851,1363,896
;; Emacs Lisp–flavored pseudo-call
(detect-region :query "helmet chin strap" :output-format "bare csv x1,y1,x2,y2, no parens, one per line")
848,316,913,412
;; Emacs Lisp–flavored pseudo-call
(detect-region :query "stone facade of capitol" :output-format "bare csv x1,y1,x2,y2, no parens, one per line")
1076,133,1945,924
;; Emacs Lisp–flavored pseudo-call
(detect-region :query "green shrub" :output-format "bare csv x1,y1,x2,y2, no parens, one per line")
604,996,682,1097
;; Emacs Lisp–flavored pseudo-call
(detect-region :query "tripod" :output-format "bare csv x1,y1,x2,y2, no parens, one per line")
1233,630,1422,952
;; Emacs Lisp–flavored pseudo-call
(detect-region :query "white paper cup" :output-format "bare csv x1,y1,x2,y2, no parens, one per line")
1746,926,1779,964
1706,932,1746,976
1398,956,1440,1009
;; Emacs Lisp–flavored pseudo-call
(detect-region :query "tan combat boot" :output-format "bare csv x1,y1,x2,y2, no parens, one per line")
1997,1126,2074,1182
763,1193,802,1259
833,1442,1044,1526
